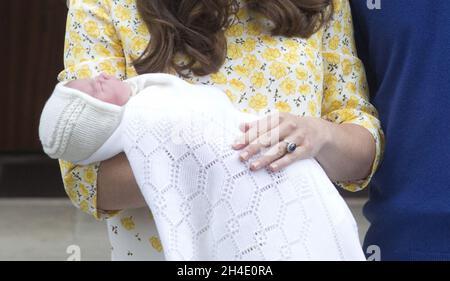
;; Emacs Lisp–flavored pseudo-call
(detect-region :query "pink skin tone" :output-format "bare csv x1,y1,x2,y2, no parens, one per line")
65,73,131,106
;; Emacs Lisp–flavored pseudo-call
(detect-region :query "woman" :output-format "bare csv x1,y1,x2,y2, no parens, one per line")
59,0,383,260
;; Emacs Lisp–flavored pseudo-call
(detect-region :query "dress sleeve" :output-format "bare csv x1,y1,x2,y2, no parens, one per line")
58,0,126,220
320,0,384,192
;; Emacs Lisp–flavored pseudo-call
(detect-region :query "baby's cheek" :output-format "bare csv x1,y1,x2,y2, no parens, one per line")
92,91,116,105
95,85,128,106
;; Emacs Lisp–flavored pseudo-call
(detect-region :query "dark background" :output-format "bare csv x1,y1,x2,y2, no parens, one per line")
0,0,366,198
0,0,68,197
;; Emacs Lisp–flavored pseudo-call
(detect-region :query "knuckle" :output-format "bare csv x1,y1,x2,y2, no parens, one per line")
287,121,297,130
287,153,297,161
276,145,286,156
286,156,296,164
294,133,304,143
259,156,270,165
268,129,277,138
248,142,261,152
303,141,312,151
258,137,271,147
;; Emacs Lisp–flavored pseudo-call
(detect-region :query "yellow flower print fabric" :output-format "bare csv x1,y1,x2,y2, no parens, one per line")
58,0,383,223
320,1,384,191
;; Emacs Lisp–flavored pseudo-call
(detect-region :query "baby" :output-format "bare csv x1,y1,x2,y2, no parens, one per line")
39,73,365,261
65,73,131,106
39,73,248,163
39,73,133,163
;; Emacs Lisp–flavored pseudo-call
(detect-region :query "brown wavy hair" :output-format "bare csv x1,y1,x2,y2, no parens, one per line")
134,0,333,77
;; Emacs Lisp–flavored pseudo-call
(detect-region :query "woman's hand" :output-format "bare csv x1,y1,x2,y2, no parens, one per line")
232,112,332,172
232,112,376,182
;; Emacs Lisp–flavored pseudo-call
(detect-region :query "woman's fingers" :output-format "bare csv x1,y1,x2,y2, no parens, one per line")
268,145,311,172
249,140,287,171
250,132,308,171
238,120,297,162
232,113,281,150
232,112,316,172
238,127,278,161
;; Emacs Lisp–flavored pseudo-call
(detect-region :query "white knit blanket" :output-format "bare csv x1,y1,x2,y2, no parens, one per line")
80,75,365,261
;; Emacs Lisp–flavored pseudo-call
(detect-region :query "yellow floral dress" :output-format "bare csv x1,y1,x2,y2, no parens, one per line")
59,0,383,259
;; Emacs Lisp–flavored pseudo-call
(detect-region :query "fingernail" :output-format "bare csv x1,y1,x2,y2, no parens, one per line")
251,161,260,170
232,141,243,149
270,164,278,171
235,135,245,144
240,152,249,161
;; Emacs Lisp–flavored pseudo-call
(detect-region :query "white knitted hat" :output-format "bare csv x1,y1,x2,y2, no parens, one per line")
39,81,123,164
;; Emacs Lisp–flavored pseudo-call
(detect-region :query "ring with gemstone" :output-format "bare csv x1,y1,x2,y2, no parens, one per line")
284,141,297,153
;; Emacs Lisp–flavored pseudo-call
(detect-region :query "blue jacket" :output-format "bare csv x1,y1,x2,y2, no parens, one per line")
350,0,450,260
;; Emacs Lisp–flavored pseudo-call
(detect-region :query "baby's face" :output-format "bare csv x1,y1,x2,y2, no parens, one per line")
66,73,131,106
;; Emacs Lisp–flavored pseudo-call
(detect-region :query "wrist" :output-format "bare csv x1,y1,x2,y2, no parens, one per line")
321,119,338,149
317,119,336,156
